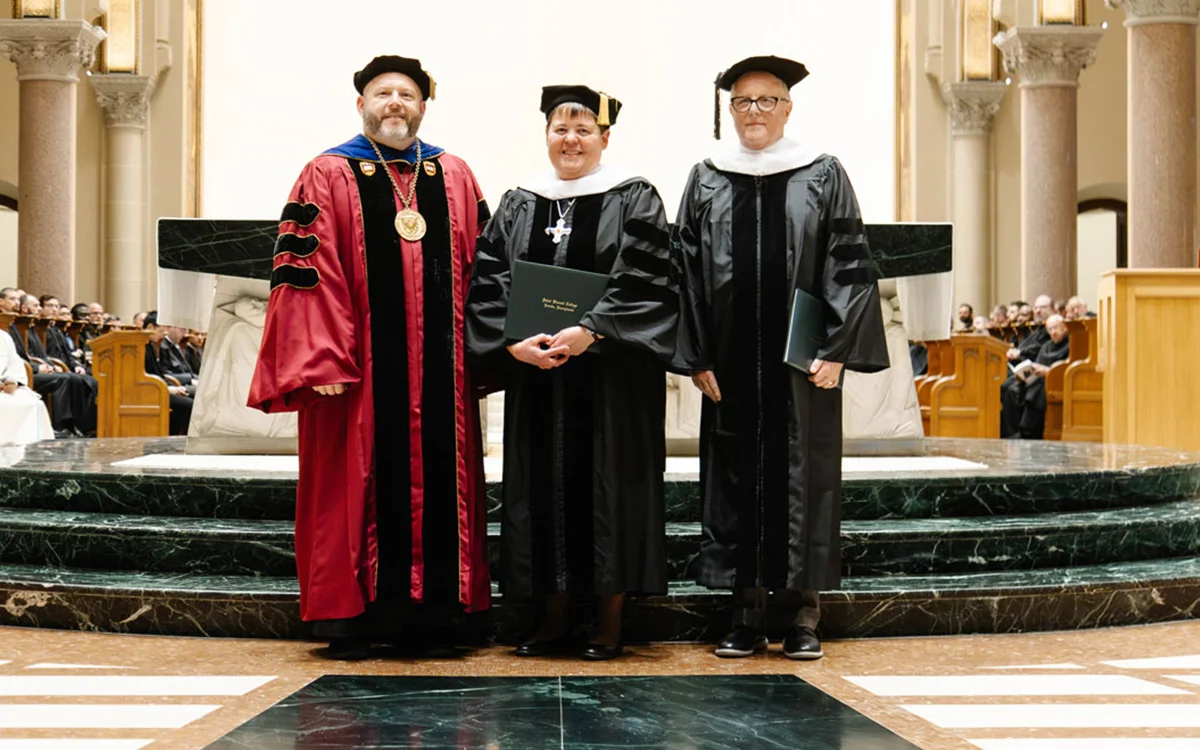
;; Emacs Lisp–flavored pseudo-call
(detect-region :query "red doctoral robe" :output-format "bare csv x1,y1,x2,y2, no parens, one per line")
248,135,491,622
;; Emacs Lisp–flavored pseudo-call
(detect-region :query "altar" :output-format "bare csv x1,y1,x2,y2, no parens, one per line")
156,219,953,455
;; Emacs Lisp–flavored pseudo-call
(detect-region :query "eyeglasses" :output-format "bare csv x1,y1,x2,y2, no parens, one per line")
730,96,789,113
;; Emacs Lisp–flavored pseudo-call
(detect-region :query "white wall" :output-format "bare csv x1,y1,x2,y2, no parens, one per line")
1077,209,1118,308
201,0,895,223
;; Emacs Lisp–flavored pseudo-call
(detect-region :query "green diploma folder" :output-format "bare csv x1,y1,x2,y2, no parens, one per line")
504,259,610,341
784,287,828,377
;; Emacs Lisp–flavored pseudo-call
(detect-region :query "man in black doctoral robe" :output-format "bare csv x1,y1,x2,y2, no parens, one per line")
1001,314,1070,439
675,55,889,660
142,313,194,436
10,294,97,436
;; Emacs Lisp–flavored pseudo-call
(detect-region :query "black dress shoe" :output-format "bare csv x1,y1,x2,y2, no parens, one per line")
714,626,768,658
514,634,572,657
323,637,370,661
580,642,623,661
782,626,823,660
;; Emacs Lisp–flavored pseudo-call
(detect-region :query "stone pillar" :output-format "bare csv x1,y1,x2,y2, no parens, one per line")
0,20,105,302
1107,0,1200,268
994,26,1103,301
942,81,1007,311
92,75,156,321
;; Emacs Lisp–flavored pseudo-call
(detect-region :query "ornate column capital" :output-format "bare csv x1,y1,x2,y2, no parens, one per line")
993,26,1104,88
942,81,1008,136
1105,0,1200,26
0,19,106,83
91,74,157,130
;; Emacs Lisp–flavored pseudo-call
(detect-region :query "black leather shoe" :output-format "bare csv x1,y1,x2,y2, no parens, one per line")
580,642,624,661
782,626,823,660
323,637,370,661
514,634,572,657
714,626,768,658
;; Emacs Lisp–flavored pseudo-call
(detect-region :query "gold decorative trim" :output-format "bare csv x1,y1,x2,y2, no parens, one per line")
193,0,204,216
11,0,61,19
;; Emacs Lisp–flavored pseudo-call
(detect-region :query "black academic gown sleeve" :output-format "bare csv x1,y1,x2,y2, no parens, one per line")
578,180,678,365
814,158,889,372
673,164,713,373
465,189,521,377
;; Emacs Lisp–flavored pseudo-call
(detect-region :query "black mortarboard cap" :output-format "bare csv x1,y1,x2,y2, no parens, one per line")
712,55,809,139
354,55,436,100
539,85,622,127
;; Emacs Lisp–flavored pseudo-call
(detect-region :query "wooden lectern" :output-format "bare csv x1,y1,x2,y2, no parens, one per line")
89,329,170,438
1099,269,1200,451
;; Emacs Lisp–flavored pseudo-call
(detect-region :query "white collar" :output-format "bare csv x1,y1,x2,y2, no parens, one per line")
709,137,823,176
520,164,638,200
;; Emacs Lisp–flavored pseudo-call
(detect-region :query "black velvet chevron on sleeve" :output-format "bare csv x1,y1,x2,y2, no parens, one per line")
273,233,321,259
270,264,321,290
279,201,321,227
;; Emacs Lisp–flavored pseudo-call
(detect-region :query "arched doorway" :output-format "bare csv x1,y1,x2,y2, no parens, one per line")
1077,198,1127,308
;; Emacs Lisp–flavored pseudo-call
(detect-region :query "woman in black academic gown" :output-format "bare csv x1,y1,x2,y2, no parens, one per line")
465,86,677,660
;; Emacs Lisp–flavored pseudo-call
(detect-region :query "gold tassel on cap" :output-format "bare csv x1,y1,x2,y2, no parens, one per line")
428,75,437,100
598,92,610,127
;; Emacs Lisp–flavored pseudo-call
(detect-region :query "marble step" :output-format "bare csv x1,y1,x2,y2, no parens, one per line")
1,500,1199,578
4,472,1199,524
0,555,1197,640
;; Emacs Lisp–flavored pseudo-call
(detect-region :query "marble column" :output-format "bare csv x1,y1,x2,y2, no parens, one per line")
92,75,156,321
1107,0,1200,268
0,19,105,302
994,26,1103,301
942,81,1007,311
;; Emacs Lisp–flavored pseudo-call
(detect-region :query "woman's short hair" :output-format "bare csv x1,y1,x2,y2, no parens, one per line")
546,102,609,133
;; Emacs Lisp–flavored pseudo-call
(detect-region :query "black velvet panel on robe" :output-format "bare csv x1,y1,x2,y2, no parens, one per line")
465,177,678,599
674,155,889,592
312,157,463,639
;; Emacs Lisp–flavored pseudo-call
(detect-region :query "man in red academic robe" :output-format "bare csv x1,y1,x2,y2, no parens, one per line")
247,55,492,660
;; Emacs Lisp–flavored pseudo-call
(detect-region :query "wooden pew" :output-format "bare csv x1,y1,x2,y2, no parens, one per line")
1062,317,1103,442
1043,321,1091,440
928,334,1008,438
917,340,955,435
89,329,169,438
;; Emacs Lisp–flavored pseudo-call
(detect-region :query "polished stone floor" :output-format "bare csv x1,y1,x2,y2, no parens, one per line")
0,621,1199,748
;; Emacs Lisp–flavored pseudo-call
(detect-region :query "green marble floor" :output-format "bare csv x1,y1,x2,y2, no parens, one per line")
204,675,920,749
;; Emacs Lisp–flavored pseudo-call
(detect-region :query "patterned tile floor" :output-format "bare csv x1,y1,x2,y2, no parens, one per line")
0,620,1197,748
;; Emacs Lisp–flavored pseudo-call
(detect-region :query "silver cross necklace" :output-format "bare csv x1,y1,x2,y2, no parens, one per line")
545,198,576,245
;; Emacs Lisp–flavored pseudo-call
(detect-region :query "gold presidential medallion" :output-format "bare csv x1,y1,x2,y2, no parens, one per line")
366,136,428,243
395,208,427,241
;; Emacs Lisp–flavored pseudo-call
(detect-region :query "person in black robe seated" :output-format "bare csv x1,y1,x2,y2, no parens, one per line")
157,324,198,389
465,85,677,661
142,312,194,435
1001,314,1070,439
910,342,928,376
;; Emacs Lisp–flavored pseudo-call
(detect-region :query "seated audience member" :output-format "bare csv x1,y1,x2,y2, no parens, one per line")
1065,296,1096,320
132,311,147,329
183,330,205,375
158,324,198,387
910,341,928,376
1001,314,1070,439
0,328,54,444
142,312,194,435
972,315,990,333
957,303,974,331
38,295,88,376
6,295,97,437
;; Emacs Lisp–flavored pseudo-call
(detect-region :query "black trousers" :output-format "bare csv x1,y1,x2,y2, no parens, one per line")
733,587,820,630
168,394,193,436
31,372,97,433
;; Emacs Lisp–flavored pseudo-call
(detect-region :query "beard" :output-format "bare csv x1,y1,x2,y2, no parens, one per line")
364,109,422,145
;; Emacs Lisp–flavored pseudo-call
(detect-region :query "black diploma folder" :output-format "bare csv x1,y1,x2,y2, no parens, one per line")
783,287,827,376
504,259,610,341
